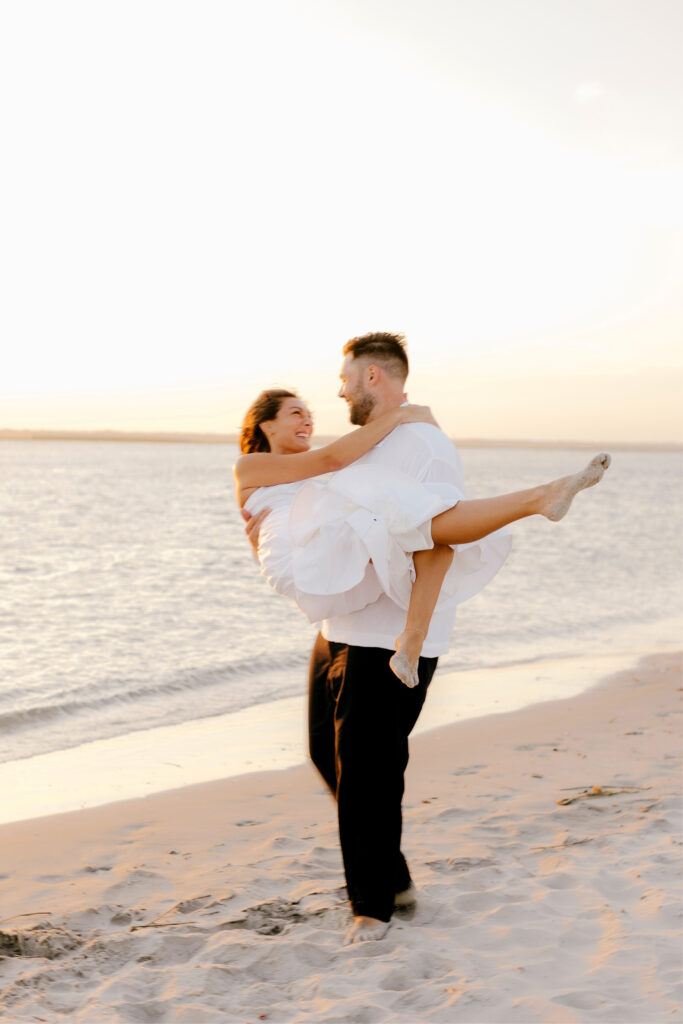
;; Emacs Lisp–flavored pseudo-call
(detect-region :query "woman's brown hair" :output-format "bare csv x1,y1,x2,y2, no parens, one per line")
239,389,299,454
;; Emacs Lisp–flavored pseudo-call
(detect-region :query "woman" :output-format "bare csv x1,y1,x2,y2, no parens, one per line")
233,389,610,686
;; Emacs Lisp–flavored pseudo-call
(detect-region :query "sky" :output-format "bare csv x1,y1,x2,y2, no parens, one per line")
1,0,681,443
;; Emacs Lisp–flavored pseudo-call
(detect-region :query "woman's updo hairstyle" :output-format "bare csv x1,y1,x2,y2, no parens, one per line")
240,389,299,454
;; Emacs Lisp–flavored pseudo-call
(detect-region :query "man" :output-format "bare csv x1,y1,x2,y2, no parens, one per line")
244,332,468,943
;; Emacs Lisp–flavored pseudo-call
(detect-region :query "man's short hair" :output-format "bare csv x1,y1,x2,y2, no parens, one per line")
342,332,409,381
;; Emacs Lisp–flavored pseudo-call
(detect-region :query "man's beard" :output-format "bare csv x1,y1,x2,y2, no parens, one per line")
348,393,376,426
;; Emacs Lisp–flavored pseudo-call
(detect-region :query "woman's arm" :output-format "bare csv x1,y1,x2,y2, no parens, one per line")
234,405,436,492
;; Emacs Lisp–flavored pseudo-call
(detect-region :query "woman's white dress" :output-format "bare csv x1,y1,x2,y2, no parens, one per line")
244,463,511,624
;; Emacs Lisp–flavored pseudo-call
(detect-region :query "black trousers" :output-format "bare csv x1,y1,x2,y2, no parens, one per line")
308,633,438,923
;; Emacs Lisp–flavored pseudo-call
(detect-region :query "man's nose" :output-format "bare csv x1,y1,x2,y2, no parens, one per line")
337,384,344,398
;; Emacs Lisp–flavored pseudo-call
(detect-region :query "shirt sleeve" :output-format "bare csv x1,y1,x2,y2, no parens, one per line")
412,429,467,499
365,423,468,498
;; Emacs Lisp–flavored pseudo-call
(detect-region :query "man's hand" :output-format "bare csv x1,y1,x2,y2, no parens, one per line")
241,506,270,557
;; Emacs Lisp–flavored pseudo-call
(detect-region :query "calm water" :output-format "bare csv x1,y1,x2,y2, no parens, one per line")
1,441,681,763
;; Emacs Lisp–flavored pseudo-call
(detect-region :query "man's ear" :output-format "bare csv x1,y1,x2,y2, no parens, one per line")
366,363,379,387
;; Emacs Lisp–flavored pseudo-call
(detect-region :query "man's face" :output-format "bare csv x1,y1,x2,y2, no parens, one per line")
338,355,376,426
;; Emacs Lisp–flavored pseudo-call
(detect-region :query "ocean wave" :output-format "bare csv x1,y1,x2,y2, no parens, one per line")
0,650,309,739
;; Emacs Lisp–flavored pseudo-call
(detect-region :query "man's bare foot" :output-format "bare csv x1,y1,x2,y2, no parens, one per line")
344,916,391,944
541,453,611,522
394,883,418,910
389,629,425,688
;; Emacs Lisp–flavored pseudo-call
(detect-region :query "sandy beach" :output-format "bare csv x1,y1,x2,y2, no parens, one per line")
0,650,680,1023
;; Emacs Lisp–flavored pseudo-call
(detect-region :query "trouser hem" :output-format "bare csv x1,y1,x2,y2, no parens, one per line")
350,901,392,924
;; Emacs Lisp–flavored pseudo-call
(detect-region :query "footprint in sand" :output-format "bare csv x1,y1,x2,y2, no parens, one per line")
225,897,307,936
110,910,134,925
379,967,415,992
119,1000,168,1021
149,932,206,963
171,895,213,914
262,834,311,853
104,869,172,899
540,872,578,890
456,890,505,913
426,857,496,874
431,807,467,823
116,822,153,845
451,764,487,776
0,926,81,959
553,990,607,1011
515,742,560,751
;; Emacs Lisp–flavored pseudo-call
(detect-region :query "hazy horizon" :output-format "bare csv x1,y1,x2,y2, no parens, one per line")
1,426,679,452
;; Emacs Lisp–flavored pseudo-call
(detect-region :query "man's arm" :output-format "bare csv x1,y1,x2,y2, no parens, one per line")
234,405,436,493
241,423,462,556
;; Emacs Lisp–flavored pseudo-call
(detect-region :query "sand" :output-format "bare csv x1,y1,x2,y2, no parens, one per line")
0,651,680,1023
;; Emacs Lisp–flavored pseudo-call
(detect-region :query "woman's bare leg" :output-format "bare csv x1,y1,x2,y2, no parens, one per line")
388,454,611,688
389,545,454,688
431,454,611,546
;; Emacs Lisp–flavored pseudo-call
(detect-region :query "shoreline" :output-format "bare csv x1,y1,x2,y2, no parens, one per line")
0,644,677,827
0,649,679,1023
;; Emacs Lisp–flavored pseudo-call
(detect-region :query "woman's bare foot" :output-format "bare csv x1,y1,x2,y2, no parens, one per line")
541,453,611,522
344,916,391,944
389,629,425,688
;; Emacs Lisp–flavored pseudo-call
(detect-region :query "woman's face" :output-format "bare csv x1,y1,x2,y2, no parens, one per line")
263,397,313,454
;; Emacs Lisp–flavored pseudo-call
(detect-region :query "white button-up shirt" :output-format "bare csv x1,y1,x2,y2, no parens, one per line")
320,422,472,657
